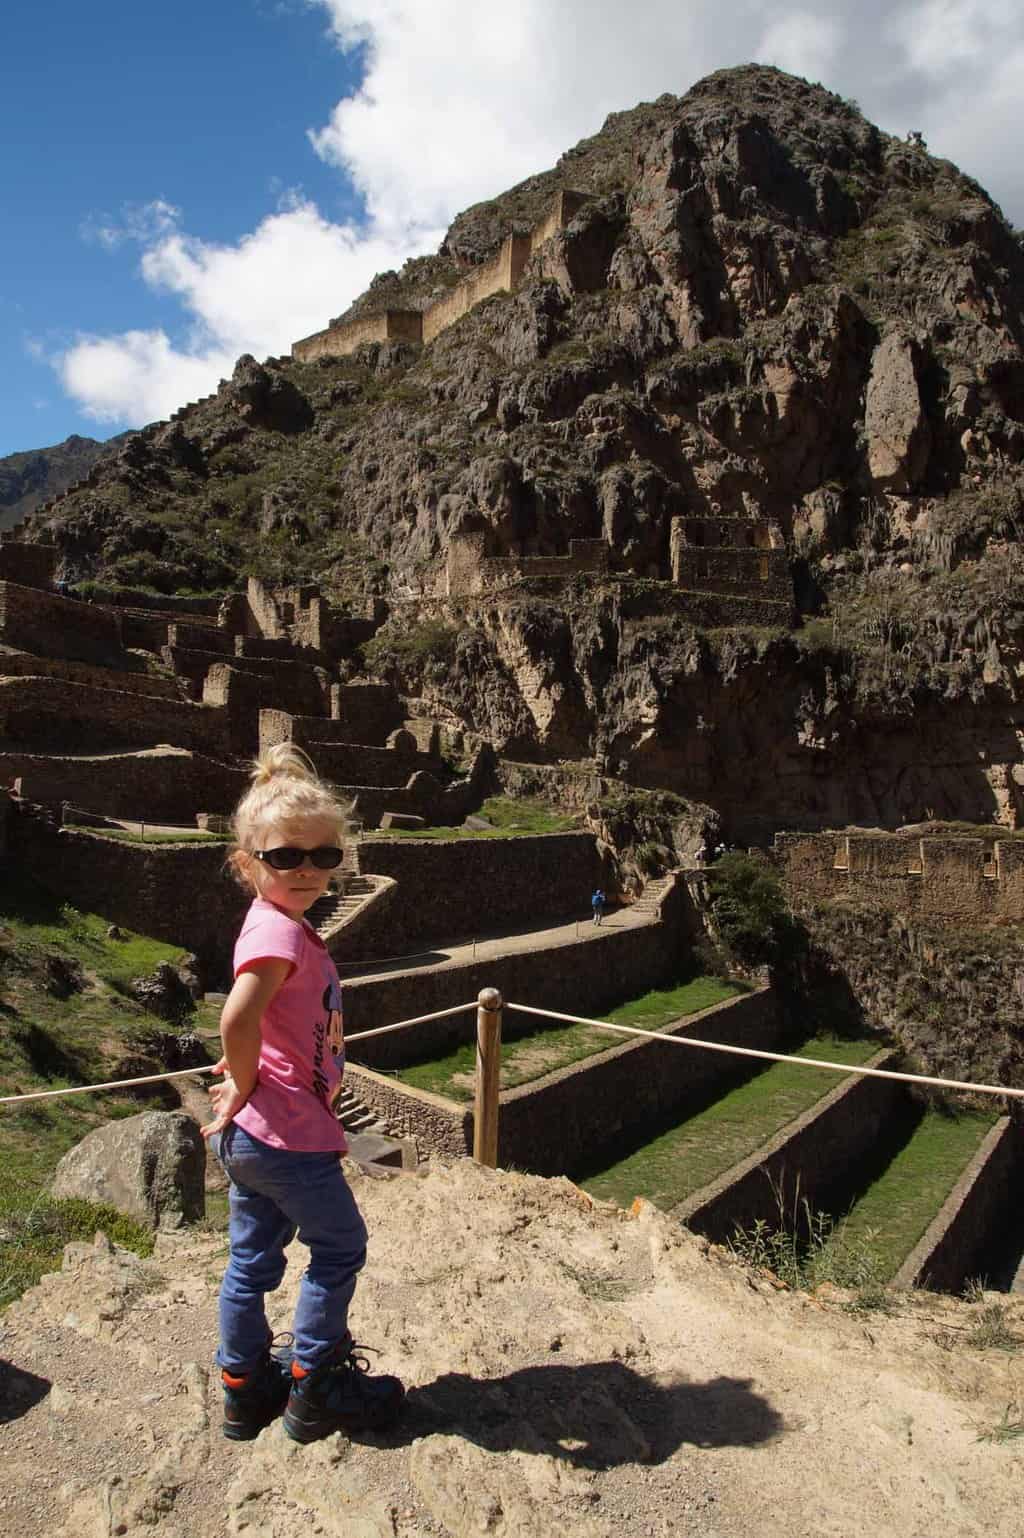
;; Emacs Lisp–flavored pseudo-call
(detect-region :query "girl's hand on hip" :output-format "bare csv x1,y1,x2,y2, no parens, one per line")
201,1064,248,1139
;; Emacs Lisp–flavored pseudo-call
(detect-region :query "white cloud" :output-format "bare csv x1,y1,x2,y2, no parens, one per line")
756,13,843,82
59,1,1024,426
60,198,441,424
80,198,183,251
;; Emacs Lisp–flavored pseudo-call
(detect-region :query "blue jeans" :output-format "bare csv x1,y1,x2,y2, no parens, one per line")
214,1124,368,1374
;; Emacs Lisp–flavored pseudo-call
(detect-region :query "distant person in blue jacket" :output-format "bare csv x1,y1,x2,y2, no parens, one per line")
591,888,605,926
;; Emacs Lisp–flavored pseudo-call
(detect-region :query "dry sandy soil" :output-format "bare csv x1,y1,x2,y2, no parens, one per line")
1,1157,1023,1538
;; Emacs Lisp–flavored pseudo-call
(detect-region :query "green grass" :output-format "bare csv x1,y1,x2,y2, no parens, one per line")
66,826,230,845
0,1183,155,1308
368,794,580,841
830,1105,998,1280
0,864,203,1306
580,1034,879,1211
392,976,744,1101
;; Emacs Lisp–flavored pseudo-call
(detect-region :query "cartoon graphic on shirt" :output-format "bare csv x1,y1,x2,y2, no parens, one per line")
323,976,344,1057
310,971,343,1106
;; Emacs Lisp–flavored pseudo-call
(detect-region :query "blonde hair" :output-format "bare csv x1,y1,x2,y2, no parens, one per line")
230,744,350,890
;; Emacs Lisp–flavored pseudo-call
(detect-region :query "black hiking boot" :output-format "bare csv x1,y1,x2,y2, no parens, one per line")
283,1339,405,1443
221,1341,293,1441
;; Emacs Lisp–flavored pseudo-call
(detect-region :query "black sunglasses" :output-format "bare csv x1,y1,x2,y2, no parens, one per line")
252,846,344,871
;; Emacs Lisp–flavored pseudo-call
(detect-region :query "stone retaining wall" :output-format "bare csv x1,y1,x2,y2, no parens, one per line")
0,675,231,756
0,652,181,700
344,1064,470,1159
344,982,777,1173
341,875,690,1053
0,539,56,590
1,747,245,822
673,1048,903,1245
174,649,329,718
498,987,780,1176
0,581,124,667
892,1116,1024,1293
775,831,1024,924
7,804,247,978
348,831,605,955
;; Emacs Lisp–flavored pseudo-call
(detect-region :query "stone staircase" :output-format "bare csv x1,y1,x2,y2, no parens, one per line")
630,872,675,916
306,874,378,936
335,1083,392,1136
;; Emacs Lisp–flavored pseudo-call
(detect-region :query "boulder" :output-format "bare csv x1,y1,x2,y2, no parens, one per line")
130,961,195,1022
52,1110,205,1229
865,331,931,491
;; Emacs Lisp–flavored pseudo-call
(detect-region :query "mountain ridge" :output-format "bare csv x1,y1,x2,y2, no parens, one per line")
16,62,1024,836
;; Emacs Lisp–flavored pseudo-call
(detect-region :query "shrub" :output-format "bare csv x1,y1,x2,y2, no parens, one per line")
363,618,459,673
707,852,804,969
0,1185,154,1308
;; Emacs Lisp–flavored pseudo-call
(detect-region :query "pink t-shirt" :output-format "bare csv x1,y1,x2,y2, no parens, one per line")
231,898,347,1153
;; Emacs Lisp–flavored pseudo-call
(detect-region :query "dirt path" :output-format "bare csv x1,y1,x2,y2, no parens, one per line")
1,1159,1022,1537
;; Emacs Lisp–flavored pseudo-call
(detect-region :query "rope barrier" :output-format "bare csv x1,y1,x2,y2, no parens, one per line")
344,1002,474,1044
506,1002,1024,1101
0,1064,220,1105
4,996,1021,1108
0,1001,477,1103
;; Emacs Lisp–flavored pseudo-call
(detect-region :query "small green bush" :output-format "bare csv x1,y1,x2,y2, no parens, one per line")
707,852,804,969
0,1185,154,1308
363,618,459,672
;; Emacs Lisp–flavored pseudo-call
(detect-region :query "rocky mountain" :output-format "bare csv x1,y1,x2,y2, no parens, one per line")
19,64,1024,839
0,433,117,530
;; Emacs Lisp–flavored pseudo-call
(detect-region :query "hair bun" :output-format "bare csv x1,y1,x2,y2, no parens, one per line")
249,743,319,787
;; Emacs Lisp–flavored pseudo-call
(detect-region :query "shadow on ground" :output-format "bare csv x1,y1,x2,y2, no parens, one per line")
0,1359,51,1424
380,1359,784,1466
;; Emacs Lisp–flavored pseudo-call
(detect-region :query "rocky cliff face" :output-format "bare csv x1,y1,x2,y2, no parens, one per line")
792,895,1024,1091
0,434,116,529
20,65,1024,837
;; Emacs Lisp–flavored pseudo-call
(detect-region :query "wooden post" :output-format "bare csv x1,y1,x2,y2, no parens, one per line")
473,986,502,1168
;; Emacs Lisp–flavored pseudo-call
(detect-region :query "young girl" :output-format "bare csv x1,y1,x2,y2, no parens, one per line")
202,744,404,1443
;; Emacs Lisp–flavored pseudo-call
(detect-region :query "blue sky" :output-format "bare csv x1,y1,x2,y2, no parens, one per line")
1,1,364,455
3,0,1022,459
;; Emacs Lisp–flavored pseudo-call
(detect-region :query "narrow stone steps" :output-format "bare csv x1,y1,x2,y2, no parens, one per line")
307,875,377,934
336,1084,395,1139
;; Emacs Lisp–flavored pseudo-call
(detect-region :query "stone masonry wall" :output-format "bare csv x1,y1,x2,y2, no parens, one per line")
332,683,403,744
0,676,232,756
258,710,436,785
348,830,604,956
1,747,246,822
292,309,423,364
0,538,56,590
175,650,329,718
422,233,533,344
341,879,691,1056
0,581,124,667
292,191,591,364
674,1049,904,1245
0,653,181,700
775,831,1024,924
344,982,777,1172
893,1117,1024,1292
496,987,779,1176
7,804,248,979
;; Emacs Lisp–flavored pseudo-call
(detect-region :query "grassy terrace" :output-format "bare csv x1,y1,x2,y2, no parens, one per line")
833,1104,998,1280
366,795,580,840
579,1033,880,1211
393,976,746,1101
0,868,196,1303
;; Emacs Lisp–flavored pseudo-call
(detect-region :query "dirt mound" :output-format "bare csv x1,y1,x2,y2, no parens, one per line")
1,1157,1022,1537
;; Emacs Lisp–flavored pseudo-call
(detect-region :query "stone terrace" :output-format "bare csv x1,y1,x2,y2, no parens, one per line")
0,559,463,833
